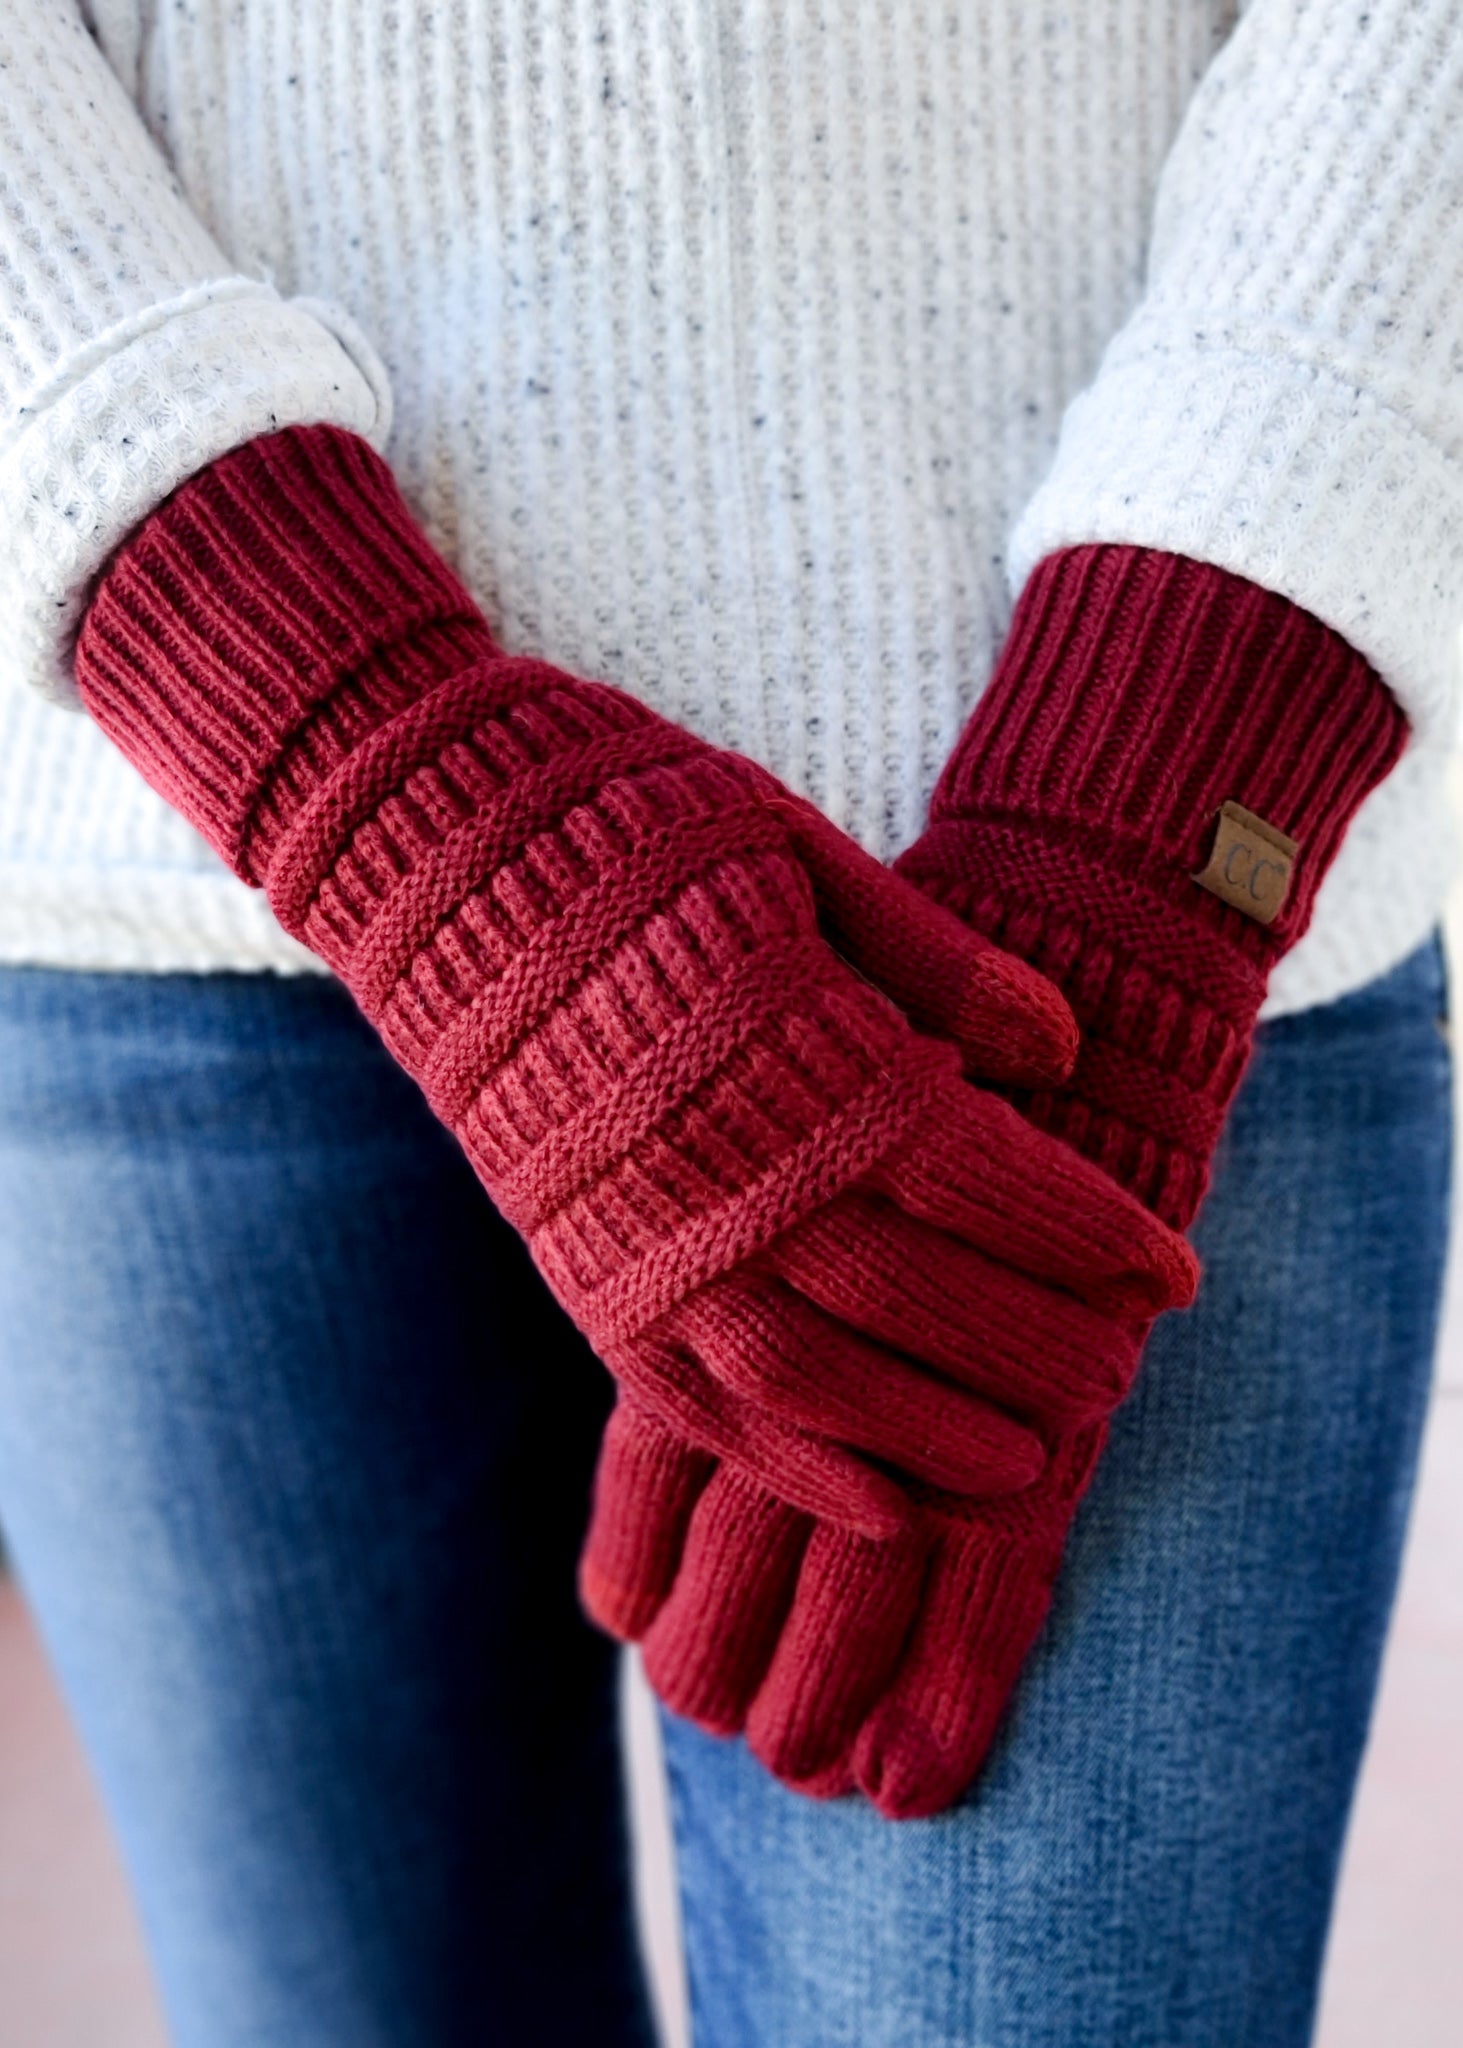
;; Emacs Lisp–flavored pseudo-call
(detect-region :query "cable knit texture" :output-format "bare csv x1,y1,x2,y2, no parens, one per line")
76,423,1197,1574
0,2,1459,1010
594,545,1407,1820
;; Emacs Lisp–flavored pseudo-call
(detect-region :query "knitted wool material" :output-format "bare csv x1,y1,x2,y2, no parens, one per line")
2,4,1461,1009
819,546,1410,1812
76,424,1196,1548
898,545,1411,1230
587,546,1407,1819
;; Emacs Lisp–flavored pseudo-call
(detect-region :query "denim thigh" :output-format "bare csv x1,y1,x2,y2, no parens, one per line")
662,935,1453,2048
0,968,654,2048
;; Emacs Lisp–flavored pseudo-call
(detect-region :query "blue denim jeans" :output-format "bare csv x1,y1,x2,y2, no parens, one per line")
661,934,1453,2048
0,938,1448,2047
0,968,655,2048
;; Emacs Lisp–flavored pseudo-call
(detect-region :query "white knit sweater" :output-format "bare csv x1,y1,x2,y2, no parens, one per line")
0,1,1459,1013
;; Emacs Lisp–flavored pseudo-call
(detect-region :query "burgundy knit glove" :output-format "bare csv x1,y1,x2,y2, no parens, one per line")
855,545,1410,1812
603,544,1407,1818
74,432,1194,1583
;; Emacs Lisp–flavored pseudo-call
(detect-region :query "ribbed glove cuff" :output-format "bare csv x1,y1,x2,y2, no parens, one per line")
920,546,1405,956
75,424,497,878
898,547,1408,1225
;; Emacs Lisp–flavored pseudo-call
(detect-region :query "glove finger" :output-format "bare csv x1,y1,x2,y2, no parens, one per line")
607,1322,909,1539
641,1467,812,1736
679,1273,1046,1495
869,1082,1200,1319
763,784,1077,1087
770,1195,1146,1426
745,1521,928,1796
578,1396,717,1641
849,1516,1061,1821
848,1428,1105,1819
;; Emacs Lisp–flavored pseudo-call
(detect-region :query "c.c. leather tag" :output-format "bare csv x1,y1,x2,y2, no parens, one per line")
1194,801,1297,926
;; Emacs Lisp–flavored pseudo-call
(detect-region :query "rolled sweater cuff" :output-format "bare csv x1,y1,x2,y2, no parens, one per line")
74,424,497,880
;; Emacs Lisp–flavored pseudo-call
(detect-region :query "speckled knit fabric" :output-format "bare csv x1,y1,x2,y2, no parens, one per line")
0,1,1461,1010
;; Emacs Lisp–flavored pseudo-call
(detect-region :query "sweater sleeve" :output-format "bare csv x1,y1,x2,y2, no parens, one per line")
0,3,390,709
1009,0,1463,748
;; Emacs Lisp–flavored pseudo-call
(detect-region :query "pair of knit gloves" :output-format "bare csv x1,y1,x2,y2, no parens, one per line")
77,425,1405,1819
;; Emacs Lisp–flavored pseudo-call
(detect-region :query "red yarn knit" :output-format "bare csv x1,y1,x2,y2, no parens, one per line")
899,545,1409,1229
75,432,1197,1727
602,545,1407,1819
